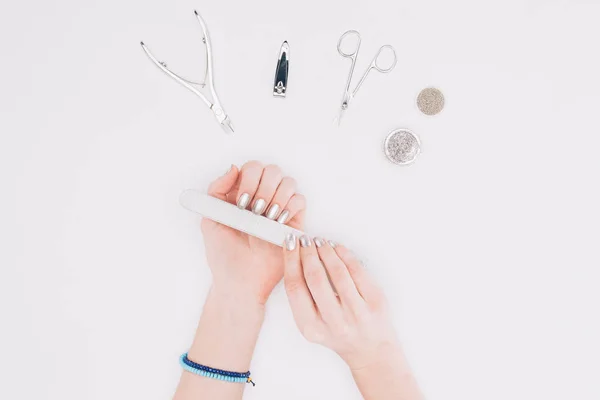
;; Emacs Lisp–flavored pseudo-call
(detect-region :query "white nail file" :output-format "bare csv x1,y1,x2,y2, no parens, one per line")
179,189,304,247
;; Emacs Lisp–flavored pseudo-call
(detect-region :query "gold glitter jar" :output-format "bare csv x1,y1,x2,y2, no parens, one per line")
417,87,445,116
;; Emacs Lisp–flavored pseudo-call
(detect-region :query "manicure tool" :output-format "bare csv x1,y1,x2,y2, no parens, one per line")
140,10,234,134
335,30,398,125
180,190,304,247
384,128,421,165
181,191,338,295
273,41,289,98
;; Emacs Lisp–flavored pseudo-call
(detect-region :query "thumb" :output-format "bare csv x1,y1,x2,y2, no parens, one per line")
207,165,239,201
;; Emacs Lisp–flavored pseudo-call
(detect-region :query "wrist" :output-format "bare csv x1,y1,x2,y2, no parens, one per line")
211,281,273,307
349,344,423,400
187,287,265,371
209,285,268,313
348,342,410,376
344,340,405,372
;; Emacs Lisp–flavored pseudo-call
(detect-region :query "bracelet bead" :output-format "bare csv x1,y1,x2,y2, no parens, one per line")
179,353,255,386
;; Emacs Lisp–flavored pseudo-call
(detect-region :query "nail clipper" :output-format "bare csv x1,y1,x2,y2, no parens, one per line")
273,41,289,98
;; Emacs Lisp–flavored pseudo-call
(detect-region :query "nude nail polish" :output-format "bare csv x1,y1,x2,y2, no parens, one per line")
277,210,290,224
285,233,296,251
299,235,312,248
252,199,266,214
314,237,324,248
328,240,337,248
266,204,280,220
237,193,250,209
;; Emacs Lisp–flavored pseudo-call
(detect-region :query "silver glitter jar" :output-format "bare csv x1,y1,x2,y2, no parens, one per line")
384,128,421,165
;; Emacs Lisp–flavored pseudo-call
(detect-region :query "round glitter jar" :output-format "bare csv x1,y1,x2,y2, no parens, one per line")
383,128,421,165
417,87,445,116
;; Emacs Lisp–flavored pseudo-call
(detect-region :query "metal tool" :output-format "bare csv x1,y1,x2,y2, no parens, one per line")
273,41,289,98
180,190,304,246
335,30,397,125
140,10,234,134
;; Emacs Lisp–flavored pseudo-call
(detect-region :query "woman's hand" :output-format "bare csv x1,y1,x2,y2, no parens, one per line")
282,235,397,368
283,235,423,400
175,162,306,400
202,161,306,305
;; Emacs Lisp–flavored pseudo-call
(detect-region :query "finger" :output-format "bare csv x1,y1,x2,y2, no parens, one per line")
287,210,306,230
206,165,239,202
314,238,364,310
251,164,283,215
299,235,341,324
235,161,264,210
333,244,384,306
283,233,318,329
278,193,306,228
265,177,297,221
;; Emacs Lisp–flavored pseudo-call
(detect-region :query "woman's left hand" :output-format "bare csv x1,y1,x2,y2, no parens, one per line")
201,161,306,305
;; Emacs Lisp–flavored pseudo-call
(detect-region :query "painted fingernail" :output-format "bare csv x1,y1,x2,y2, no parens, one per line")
252,198,266,214
285,233,296,251
328,240,337,248
224,164,233,175
277,210,290,224
266,204,280,220
314,237,324,248
299,235,312,248
237,193,250,209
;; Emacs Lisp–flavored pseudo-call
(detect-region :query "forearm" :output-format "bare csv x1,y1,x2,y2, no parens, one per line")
173,287,265,400
351,345,423,400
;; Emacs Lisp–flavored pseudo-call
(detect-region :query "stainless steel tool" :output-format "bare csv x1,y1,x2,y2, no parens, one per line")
273,41,290,98
140,10,234,134
335,30,397,125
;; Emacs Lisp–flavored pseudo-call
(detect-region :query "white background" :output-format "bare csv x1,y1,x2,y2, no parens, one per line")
2,0,599,399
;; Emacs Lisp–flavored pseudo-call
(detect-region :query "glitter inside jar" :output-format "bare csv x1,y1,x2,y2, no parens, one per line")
417,87,445,116
384,129,421,165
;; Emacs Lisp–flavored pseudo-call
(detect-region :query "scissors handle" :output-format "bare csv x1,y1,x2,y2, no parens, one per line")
337,30,362,57
351,44,397,97
371,44,397,73
338,30,362,104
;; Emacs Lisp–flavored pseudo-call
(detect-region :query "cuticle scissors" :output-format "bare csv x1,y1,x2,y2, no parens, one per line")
140,10,234,134
336,30,398,125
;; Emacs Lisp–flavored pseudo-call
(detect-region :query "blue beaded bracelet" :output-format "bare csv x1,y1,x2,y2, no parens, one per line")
179,353,255,386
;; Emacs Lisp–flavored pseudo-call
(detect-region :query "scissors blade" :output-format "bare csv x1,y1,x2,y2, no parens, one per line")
335,93,352,126
335,106,346,126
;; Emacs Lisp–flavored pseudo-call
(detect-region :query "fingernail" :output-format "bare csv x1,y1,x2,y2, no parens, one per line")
277,210,290,224
252,199,266,214
224,164,233,175
266,204,280,220
328,240,337,248
237,193,250,209
299,235,312,248
314,237,324,248
285,233,296,251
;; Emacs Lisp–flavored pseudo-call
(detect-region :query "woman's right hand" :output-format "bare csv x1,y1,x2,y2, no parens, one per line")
282,235,397,368
282,235,423,400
